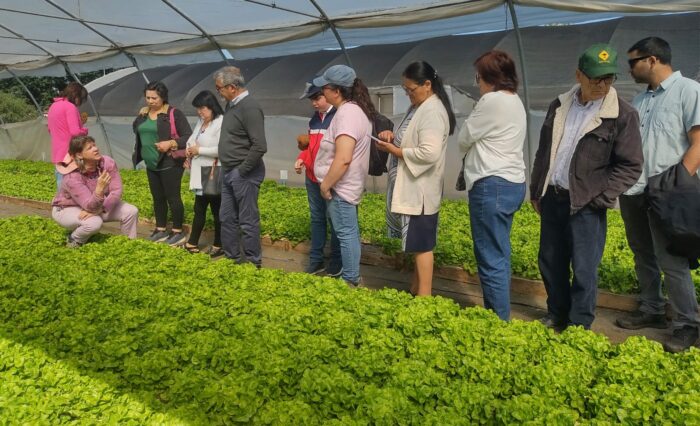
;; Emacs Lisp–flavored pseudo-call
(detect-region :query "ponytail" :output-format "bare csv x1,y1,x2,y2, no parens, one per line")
338,78,378,121
402,61,456,135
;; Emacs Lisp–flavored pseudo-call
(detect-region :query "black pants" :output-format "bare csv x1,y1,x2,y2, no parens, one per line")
146,167,184,229
538,187,607,328
188,194,222,247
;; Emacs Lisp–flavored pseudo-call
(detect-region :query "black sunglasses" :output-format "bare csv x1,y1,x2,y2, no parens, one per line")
628,55,651,68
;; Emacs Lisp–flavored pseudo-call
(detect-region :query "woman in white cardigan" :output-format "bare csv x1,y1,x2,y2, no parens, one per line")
376,61,456,296
458,50,527,320
183,90,225,257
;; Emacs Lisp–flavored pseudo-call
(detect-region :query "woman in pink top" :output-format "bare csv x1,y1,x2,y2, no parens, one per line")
47,82,89,189
52,136,138,247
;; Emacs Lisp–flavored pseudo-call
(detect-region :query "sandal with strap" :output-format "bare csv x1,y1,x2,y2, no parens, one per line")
207,246,225,259
184,244,200,254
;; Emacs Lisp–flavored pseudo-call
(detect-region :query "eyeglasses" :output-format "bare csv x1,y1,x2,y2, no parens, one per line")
215,84,233,92
402,85,420,94
584,73,617,86
628,55,651,68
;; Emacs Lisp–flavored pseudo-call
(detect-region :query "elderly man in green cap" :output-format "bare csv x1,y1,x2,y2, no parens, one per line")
529,43,643,330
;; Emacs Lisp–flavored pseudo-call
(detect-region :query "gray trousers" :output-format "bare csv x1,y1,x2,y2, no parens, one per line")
220,161,265,266
619,194,699,329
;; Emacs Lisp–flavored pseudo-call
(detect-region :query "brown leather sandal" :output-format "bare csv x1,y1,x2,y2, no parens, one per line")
184,244,200,254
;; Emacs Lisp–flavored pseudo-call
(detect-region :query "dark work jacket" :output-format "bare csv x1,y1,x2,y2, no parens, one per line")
132,105,192,170
530,85,643,214
647,162,700,268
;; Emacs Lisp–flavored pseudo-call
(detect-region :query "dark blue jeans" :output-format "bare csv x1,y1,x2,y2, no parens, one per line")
538,188,607,328
305,176,341,268
220,161,265,266
468,176,526,320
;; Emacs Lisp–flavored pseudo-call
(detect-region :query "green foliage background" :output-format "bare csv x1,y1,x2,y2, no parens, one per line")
0,70,112,123
0,92,37,123
0,215,699,424
0,159,698,298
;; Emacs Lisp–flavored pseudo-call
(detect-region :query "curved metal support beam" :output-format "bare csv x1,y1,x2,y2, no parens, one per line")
4,68,43,116
308,0,353,68
243,0,319,19
43,0,149,84
0,35,109,49
0,7,199,37
0,22,115,159
506,0,532,177
161,0,232,64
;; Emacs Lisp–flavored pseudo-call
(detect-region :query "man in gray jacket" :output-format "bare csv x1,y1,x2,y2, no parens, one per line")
214,66,267,267
530,44,643,330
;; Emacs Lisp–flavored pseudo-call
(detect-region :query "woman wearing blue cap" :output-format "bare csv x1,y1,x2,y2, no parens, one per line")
313,65,376,286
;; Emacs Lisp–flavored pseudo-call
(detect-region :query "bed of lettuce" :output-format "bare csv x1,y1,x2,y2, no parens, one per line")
0,215,699,424
0,159,697,298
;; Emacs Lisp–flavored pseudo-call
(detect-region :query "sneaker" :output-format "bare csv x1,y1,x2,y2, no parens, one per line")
663,326,700,353
206,246,225,259
165,231,188,247
304,262,325,275
615,310,668,330
538,314,567,331
148,229,169,242
66,235,82,248
326,264,343,278
345,277,363,288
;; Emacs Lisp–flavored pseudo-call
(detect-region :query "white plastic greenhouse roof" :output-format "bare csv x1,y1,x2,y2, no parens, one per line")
1,0,699,77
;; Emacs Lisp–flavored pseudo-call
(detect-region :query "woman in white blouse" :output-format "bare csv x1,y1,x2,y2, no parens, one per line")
376,61,456,297
458,50,527,320
183,90,224,257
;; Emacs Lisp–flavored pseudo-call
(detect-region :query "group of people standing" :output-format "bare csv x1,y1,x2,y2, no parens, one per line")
294,38,700,352
131,67,269,267
45,36,699,352
530,37,700,354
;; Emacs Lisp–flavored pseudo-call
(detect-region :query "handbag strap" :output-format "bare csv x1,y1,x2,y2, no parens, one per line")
209,158,218,179
169,107,179,140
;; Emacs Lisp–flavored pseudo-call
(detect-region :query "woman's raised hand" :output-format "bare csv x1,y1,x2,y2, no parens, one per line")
95,170,111,195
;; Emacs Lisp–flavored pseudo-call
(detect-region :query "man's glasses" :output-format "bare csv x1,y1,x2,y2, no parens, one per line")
628,55,651,68
585,73,617,86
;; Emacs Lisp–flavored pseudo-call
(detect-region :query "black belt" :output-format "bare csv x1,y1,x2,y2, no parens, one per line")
547,185,569,197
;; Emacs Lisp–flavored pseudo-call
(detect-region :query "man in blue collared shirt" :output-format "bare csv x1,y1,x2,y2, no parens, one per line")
616,37,700,352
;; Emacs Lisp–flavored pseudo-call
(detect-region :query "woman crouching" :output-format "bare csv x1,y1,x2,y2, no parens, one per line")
52,135,139,247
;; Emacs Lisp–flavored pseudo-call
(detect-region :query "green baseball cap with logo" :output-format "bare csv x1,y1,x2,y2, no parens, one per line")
578,43,618,78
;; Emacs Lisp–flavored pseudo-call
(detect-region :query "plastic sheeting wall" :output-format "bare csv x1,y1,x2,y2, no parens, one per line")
0,112,545,200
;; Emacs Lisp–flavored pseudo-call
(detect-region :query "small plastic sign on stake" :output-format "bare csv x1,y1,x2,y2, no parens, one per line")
280,169,288,186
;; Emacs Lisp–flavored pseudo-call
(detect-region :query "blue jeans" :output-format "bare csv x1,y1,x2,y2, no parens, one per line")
306,177,341,268
326,192,361,284
538,188,607,329
468,176,526,320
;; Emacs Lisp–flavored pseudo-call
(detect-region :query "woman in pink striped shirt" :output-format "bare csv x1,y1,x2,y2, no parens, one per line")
47,82,89,189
